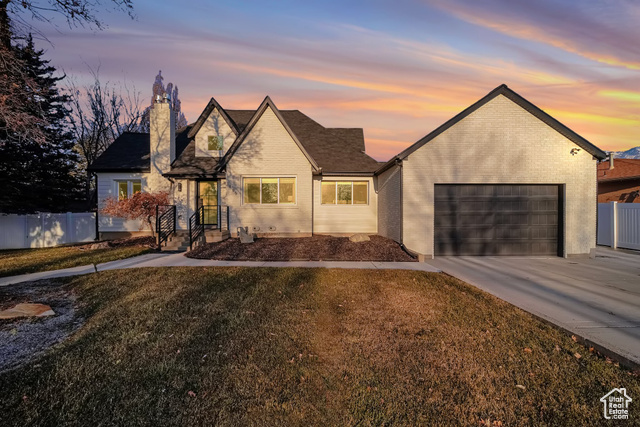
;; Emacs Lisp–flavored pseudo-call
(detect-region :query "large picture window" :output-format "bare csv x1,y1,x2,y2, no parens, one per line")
321,181,368,205
243,177,296,205
116,180,142,200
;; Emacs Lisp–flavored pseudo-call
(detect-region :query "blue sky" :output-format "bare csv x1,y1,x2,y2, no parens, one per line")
31,0,640,159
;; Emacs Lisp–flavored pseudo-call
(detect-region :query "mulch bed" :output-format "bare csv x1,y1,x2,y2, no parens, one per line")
186,235,416,262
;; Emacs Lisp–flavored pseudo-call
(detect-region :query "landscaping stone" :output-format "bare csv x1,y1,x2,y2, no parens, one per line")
237,227,255,244
0,303,55,319
89,242,110,250
349,234,370,243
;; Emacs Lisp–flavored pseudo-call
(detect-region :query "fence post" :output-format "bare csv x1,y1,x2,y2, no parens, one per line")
66,212,73,244
611,201,618,249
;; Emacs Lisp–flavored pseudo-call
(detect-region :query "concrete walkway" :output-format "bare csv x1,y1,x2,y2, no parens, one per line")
0,253,440,286
427,247,640,367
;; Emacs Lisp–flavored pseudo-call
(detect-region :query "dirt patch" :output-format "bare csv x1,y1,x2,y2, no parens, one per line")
0,280,83,373
187,235,416,262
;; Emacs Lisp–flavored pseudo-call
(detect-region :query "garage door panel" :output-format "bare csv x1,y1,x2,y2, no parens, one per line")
434,184,560,256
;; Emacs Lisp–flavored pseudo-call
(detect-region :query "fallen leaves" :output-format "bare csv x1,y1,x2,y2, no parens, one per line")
523,347,532,353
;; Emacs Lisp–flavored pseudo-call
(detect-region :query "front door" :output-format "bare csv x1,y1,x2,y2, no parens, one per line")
198,181,218,226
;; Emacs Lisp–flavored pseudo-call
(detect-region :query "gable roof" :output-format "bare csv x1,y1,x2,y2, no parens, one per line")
87,132,150,172
187,97,240,139
89,97,381,176
376,84,607,174
219,96,321,172
598,158,640,182
164,125,222,177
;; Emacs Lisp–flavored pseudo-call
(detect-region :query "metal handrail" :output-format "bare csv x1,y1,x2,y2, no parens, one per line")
156,204,176,247
188,205,230,250
189,207,205,250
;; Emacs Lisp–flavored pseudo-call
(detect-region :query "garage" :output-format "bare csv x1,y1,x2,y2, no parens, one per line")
434,184,562,256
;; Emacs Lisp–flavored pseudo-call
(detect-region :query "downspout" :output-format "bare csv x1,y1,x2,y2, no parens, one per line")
93,173,99,241
395,158,405,249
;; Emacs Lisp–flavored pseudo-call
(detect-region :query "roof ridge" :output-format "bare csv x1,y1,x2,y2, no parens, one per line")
375,84,607,175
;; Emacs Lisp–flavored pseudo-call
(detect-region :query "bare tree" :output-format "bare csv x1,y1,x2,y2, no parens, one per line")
68,67,145,200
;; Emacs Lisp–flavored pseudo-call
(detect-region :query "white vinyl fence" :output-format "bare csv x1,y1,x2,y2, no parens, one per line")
0,212,96,250
597,202,640,251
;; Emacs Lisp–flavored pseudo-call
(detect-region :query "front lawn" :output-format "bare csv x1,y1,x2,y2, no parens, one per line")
0,237,156,277
0,268,637,426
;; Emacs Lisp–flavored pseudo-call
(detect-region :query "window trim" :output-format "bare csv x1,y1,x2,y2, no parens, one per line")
242,176,297,205
115,179,142,200
321,180,369,206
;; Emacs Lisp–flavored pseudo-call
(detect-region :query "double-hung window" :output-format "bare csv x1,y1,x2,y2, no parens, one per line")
243,177,296,205
321,181,368,205
116,180,142,200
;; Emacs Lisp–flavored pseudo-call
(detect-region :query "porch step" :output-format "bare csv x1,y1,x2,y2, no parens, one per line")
160,232,191,252
205,229,230,243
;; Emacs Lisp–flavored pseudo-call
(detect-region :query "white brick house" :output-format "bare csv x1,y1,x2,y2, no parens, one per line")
89,85,606,258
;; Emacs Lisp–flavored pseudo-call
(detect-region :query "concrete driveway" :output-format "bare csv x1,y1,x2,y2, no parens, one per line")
427,247,640,367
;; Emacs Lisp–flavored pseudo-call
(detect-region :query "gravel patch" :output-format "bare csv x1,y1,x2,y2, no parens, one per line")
187,235,416,262
0,280,83,374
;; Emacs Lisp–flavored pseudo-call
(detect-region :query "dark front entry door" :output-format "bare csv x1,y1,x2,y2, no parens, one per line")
198,181,218,226
434,184,561,256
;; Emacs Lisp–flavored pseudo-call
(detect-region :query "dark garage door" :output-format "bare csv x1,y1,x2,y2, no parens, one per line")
434,184,561,256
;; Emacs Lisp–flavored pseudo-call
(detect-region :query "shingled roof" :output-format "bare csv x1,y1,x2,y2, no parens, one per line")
222,104,379,174
598,158,640,182
87,132,150,172
89,98,380,176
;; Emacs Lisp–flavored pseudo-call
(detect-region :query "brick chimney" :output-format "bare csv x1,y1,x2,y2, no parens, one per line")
149,94,175,190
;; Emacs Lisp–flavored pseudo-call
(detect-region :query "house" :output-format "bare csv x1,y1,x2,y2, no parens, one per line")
598,157,640,203
89,84,606,258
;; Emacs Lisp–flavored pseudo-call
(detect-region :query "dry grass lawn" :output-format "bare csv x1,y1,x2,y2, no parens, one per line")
0,238,155,277
0,267,637,426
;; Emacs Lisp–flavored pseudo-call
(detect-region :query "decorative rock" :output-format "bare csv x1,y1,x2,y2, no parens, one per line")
349,234,370,243
89,242,110,250
237,227,254,244
0,303,55,319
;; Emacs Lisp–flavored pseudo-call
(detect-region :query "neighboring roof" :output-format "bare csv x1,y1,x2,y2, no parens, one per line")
87,132,150,172
376,84,608,174
598,158,640,182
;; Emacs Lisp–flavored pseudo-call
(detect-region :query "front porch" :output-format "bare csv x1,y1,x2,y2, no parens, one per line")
156,203,230,251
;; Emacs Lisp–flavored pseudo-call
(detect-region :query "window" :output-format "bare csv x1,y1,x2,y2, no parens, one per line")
208,135,224,151
321,181,368,205
116,180,142,200
243,177,296,204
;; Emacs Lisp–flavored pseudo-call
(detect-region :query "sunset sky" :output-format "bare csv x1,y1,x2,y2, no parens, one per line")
31,0,640,160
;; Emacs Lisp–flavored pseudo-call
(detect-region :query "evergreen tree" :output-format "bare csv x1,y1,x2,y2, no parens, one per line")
0,35,83,212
